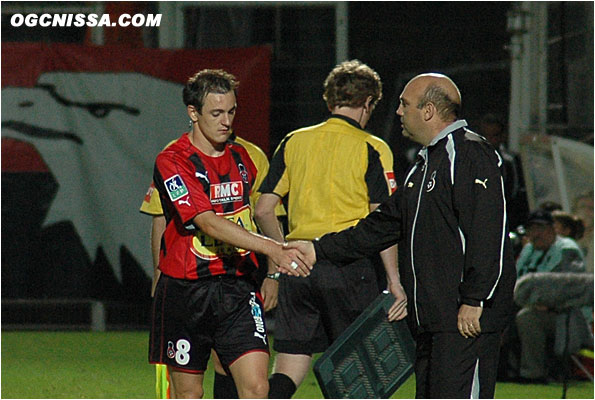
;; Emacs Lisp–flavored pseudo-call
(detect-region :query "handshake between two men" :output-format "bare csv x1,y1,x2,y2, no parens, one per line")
270,239,408,323
272,240,316,277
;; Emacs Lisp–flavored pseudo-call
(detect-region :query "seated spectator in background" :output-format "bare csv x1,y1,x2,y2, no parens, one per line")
573,192,594,273
516,210,585,278
552,210,585,242
515,210,585,383
539,201,563,213
478,113,529,229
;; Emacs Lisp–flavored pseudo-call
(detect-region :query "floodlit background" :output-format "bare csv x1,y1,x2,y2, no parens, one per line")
1,1,593,398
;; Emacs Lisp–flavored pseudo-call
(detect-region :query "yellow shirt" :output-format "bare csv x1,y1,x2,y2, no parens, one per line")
260,116,396,240
234,136,286,217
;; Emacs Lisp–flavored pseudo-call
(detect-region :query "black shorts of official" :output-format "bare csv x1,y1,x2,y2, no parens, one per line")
149,274,269,374
414,331,501,399
273,258,379,355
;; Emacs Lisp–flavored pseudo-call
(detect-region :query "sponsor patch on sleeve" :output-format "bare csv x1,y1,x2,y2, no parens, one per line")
143,182,155,203
386,171,397,193
164,174,189,201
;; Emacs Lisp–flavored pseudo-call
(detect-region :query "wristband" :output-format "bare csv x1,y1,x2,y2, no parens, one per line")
266,272,281,281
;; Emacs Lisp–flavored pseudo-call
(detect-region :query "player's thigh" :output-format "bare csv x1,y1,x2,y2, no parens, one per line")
150,275,215,372
168,368,204,399
228,351,269,398
214,279,270,369
210,350,227,375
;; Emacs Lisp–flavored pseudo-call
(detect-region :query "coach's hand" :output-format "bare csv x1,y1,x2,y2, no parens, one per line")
457,304,482,338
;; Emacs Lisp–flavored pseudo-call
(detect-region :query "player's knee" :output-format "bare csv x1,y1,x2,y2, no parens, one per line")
254,380,269,398
240,379,268,398
174,386,203,399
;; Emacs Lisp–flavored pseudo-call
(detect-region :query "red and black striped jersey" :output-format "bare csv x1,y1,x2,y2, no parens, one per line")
153,133,259,280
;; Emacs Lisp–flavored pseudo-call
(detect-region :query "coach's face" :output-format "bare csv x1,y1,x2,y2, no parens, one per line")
396,79,426,145
189,91,236,150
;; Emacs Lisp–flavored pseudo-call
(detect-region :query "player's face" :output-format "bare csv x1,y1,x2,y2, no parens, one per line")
396,81,425,144
194,91,237,149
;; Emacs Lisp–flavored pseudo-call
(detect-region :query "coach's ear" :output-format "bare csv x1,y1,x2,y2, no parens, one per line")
423,101,435,122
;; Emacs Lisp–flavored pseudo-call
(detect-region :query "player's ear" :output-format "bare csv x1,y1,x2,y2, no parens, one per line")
187,105,199,121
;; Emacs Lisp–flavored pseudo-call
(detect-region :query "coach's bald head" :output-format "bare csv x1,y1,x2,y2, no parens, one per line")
396,73,462,146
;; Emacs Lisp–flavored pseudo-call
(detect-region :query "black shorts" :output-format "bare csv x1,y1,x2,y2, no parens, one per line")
273,258,380,354
149,274,269,373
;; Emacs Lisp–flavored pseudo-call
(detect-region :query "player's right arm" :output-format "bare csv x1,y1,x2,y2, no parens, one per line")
192,210,310,276
154,149,310,276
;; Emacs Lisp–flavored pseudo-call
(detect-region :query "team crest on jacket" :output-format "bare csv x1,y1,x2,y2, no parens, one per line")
238,163,249,184
426,170,437,192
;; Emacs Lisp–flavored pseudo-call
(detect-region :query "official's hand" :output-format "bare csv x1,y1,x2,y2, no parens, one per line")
457,304,482,338
387,282,408,321
260,277,279,312
285,240,317,266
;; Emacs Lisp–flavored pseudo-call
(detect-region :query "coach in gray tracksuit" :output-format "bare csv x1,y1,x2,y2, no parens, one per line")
289,73,516,398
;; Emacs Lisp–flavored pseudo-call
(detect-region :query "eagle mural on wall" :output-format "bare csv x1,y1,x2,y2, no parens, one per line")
1,43,271,303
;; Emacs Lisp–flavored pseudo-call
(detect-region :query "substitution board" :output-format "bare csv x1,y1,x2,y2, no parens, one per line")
313,291,415,398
